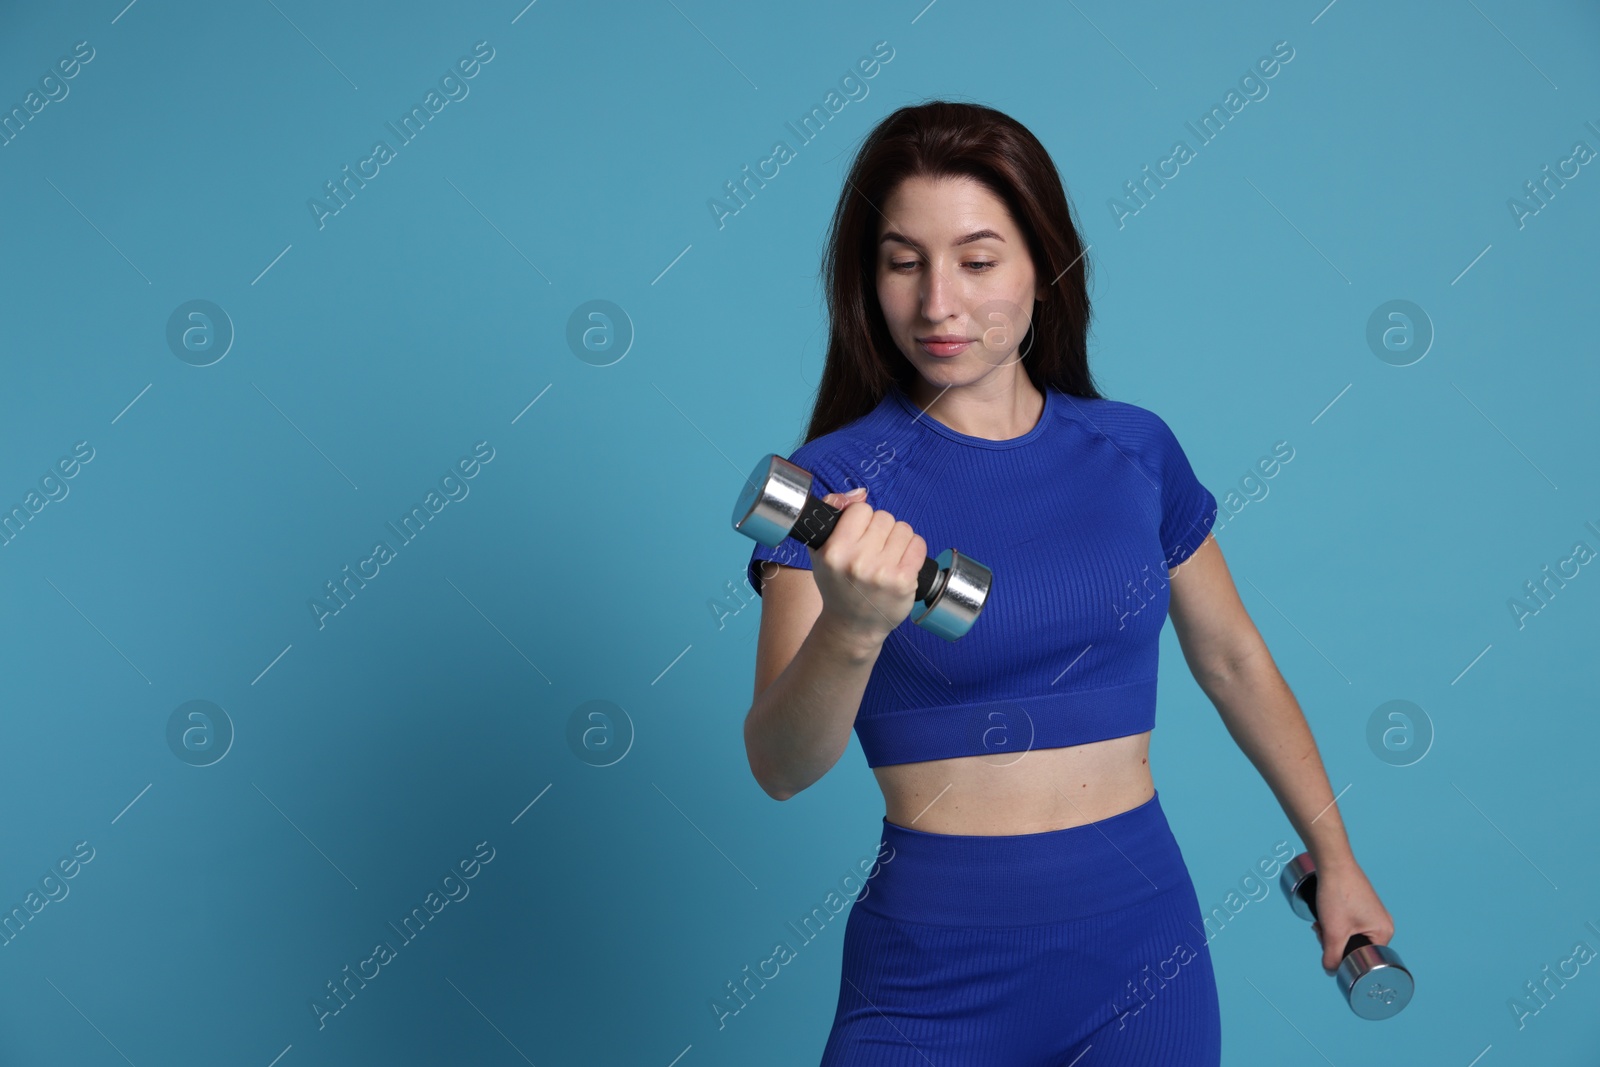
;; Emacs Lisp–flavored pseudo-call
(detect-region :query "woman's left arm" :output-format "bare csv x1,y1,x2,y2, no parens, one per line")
1166,533,1396,975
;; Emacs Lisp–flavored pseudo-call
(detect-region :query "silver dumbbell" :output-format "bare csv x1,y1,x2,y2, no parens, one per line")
1280,852,1413,1019
731,453,992,641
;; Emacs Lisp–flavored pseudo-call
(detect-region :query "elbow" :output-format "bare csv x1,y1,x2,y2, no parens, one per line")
749,763,796,802
1194,638,1272,696
749,750,830,803
744,712,796,802
763,780,795,802
748,752,801,801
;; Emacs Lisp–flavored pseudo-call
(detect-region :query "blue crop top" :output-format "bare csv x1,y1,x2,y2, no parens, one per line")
746,381,1218,768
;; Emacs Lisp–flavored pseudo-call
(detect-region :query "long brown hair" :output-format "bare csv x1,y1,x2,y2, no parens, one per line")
804,99,1103,443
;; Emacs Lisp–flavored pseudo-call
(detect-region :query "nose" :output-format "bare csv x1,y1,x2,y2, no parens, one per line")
919,258,960,325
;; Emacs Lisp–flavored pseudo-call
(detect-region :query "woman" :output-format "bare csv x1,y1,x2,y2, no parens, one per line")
742,100,1394,1066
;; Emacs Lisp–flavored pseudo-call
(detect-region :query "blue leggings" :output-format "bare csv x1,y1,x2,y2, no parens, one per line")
820,790,1222,1066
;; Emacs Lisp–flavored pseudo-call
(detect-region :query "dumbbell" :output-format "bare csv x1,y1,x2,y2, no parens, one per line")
1279,852,1413,1019
731,453,992,641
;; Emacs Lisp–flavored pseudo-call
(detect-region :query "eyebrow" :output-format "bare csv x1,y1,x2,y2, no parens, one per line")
879,229,1005,251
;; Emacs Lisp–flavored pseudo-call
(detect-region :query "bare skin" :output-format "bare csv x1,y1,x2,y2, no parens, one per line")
875,734,1155,834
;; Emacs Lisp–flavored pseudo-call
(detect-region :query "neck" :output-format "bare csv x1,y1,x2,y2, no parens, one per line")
906,375,1046,441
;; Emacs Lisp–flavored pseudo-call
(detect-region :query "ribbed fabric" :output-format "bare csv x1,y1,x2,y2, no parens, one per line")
820,791,1222,1066
748,382,1218,768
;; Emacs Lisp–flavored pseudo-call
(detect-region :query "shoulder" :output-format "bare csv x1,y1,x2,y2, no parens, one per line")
1050,393,1189,474
1051,392,1172,445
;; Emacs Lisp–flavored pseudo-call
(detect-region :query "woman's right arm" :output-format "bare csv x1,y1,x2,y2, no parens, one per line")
743,488,925,800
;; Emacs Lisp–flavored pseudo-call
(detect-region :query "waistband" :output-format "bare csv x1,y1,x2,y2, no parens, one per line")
857,790,1189,927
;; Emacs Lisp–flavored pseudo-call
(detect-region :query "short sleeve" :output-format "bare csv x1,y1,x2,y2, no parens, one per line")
1145,412,1217,570
745,441,855,597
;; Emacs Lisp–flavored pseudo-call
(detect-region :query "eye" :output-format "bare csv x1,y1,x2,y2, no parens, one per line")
887,260,998,273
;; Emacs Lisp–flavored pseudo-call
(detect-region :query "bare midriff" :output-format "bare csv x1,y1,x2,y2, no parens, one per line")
872,731,1155,836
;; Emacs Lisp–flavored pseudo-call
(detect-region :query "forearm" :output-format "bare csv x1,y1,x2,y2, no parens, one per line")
744,612,883,801
1199,649,1358,873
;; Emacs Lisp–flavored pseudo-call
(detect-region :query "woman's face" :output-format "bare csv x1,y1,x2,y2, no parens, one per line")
875,174,1046,387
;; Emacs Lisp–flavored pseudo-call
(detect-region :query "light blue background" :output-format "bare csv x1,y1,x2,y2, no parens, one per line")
2,1,1597,1064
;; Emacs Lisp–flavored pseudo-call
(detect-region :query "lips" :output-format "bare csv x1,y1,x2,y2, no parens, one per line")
918,337,973,357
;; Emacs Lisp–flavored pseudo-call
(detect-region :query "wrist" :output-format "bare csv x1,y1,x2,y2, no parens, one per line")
812,610,886,663
1309,846,1361,878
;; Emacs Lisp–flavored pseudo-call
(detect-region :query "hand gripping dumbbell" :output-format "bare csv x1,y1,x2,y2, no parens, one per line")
1280,852,1413,1019
731,453,993,641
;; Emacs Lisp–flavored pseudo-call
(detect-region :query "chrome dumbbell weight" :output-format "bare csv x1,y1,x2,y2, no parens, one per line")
731,453,992,641
1280,852,1413,1020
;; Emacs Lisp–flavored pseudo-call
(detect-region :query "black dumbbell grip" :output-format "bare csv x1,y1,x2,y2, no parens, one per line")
790,493,940,604
1299,873,1374,956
